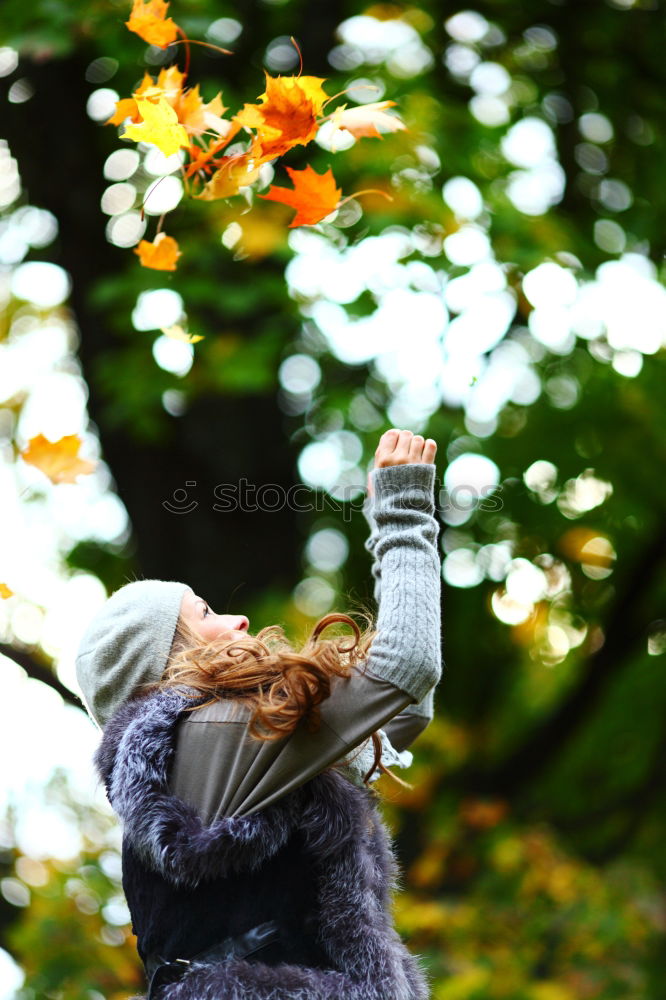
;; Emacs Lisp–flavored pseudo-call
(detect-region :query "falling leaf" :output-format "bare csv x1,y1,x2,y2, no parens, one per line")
122,88,189,157
106,97,141,127
176,85,228,136
285,75,330,116
154,64,187,103
184,124,243,180
105,71,155,125
195,138,267,200
234,73,329,158
0,584,14,599
126,0,179,48
20,434,96,485
161,324,204,343
259,165,342,227
106,66,188,128
329,101,406,140
134,232,181,270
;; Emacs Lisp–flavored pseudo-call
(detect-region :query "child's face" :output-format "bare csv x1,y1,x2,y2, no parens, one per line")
179,588,250,643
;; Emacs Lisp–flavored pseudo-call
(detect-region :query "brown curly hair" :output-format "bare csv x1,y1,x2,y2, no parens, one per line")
158,609,411,788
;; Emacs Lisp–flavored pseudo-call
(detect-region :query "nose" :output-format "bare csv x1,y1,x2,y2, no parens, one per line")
237,616,249,631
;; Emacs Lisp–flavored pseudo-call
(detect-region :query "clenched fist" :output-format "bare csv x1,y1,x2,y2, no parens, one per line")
367,429,437,498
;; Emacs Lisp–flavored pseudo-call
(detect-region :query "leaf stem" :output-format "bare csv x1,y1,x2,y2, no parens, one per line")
167,37,234,59
290,36,303,77
339,188,393,208
319,83,382,113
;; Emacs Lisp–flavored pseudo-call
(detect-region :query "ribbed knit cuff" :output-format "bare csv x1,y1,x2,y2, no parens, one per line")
370,462,437,515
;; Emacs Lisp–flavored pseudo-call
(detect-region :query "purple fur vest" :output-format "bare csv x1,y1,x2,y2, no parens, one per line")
95,687,431,1000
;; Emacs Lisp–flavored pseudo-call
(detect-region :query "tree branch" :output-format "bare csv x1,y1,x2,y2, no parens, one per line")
0,643,83,711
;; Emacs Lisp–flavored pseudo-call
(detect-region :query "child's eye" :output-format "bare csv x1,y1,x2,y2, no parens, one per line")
203,605,210,617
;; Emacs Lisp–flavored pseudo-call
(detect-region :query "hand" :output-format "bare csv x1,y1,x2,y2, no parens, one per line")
367,429,437,497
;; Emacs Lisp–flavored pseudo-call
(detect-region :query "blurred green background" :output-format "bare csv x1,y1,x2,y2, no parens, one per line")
1,0,666,997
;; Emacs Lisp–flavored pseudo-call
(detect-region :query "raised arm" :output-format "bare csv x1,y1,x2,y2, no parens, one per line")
362,462,441,751
358,460,441,703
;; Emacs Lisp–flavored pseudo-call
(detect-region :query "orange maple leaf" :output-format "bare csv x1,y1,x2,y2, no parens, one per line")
234,73,329,158
175,85,228,136
259,165,342,227
106,71,154,125
0,583,14,599
126,0,179,48
107,96,142,127
279,75,329,116
20,434,96,485
134,232,181,270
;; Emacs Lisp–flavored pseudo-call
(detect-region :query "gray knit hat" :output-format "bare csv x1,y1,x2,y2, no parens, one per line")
75,578,190,730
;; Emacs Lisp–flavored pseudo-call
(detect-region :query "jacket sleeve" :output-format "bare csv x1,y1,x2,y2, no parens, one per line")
168,462,442,819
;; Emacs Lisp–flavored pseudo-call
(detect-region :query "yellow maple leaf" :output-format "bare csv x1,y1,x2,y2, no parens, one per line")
234,73,329,158
0,583,14,599
20,434,96,485
161,324,204,343
134,232,181,270
259,165,342,227
122,88,190,157
126,0,179,48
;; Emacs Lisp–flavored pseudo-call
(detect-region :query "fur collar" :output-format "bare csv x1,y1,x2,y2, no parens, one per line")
95,687,371,890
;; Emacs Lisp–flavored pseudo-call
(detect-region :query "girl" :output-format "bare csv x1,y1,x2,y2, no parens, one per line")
76,427,443,1000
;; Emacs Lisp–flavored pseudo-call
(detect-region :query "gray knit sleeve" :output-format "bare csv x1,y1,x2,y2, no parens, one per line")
361,462,442,704
362,474,440,731
361,480,439,732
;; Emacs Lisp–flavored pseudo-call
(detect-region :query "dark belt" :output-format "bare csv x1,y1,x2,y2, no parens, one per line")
145,919,281,998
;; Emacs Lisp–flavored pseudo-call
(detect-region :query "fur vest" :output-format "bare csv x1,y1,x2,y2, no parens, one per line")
95,688,431,1000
